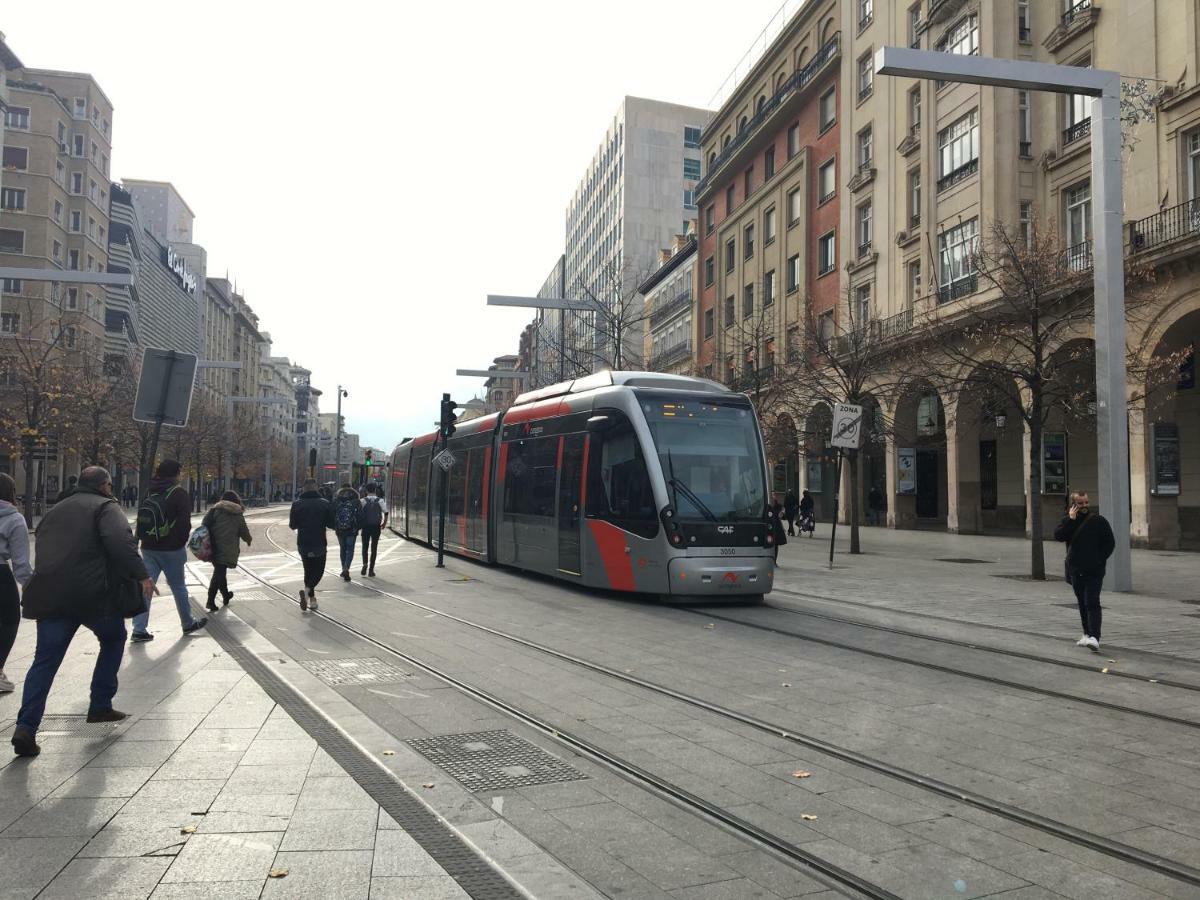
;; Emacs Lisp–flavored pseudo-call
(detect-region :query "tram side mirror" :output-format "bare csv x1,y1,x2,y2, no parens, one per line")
586,415,614,433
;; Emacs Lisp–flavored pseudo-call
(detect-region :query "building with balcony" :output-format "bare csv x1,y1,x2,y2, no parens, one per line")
639,230,696,375
529,254,566,389
563,97,711,372
483,354,522,413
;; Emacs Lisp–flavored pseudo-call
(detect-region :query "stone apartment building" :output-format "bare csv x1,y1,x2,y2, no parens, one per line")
639,231,697,375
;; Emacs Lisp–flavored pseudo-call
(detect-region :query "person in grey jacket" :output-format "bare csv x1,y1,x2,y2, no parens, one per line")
0,473,32,693
11,467,155,758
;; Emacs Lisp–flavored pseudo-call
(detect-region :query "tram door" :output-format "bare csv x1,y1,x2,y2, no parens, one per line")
557,433,586,575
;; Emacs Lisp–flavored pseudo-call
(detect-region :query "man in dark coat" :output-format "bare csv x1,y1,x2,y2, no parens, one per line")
783,490,799,536
12,467,155,757
290,479,333,611
1054,489,1116,652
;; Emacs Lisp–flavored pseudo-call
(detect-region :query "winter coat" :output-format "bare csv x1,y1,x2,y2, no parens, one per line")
799,494,814,517
770,501,788,546
139,476,192,551
783,492,799,519
202,500,252,567
1054,511,1116,578
332,488,363,534
22,487,149,620
290,491,334,557
0,501,32,587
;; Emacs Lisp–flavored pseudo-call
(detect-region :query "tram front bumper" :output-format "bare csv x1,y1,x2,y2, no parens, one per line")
666,555,774,597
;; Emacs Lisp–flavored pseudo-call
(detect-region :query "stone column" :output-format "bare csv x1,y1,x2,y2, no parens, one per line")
943,397,965,533
1127,400,1152,547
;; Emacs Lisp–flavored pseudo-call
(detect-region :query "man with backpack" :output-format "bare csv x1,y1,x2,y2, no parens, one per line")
332,484,362,582
291,479,333,610
360,483,387,577
131,460,207,642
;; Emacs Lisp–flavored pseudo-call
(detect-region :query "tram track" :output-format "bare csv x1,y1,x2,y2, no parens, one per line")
231,522,1200,891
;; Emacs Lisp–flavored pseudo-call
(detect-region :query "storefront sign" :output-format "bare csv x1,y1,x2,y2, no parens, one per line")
1152,422,1180,496
1041,432,1067,495
163,247,198,295
897,447,915,494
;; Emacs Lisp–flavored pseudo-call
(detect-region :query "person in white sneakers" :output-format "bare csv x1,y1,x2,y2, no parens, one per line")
0,474,33,692
1054,489,1116,652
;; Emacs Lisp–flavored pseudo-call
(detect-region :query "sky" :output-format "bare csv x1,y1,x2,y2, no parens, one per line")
3,0,788,450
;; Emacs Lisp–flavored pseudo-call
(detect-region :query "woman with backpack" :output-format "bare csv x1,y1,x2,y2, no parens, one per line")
0,473,32,693
202,490,252,612
332,484,362,582
359,483,388,577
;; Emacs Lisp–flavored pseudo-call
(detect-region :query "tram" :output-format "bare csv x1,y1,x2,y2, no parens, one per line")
387,371,775,600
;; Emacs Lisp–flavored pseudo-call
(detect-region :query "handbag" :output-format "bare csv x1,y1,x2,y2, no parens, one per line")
189,524,213,562
109,575,148,618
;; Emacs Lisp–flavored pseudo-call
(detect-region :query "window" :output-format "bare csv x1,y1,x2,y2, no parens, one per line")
764,270,776,307
743,283,754,318
88,217,96,240
2,146,28,170
73,98,86,119
684,189,697,209
764,208,777,245
744,167,753,197
908,260,922,303
90,141,98,164
744,223,755,259
67,287,79,310
1,279,21,295
1018,1,1031,41
704,256,714,286
684,158,702,180
726,185,736,215
73,134,85,157
4,107,29,130
787,123,800,158
938,14,979,56
819,87,836,131
787,254,800,292
1,312,20,333
857,202,873,256
71,172,83,194
857,126,873,170
855,283,872,324
62,326,77,350
704,308,714,338
787,188,802,226
705,205,715,235
52,240,62,261
1019,91,1032,157
89,179,98,202
0,229,24,254
818,310,835,346
818,158,836,202
818,232,836,275
858,0,873,29
1020,201,1034,248
684,126,702,149
909,4,923,47
908,169,921,226
1065,181,1092,249
504,437,559,518
70,211,82,232
53,201,63,224
938,110,979,190
909,86,921,134
0,188,25,211
765,146,775,180
1187,131,1200,202
101,154,109,176
1065,85,1091,144
68,249,79,270
938,218,979,303
86,254,95,271
857,54,874,99
55,160,66,186
724,295,735,326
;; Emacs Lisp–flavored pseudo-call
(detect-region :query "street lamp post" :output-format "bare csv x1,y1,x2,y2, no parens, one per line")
874,47,1131,591
334,386,348,487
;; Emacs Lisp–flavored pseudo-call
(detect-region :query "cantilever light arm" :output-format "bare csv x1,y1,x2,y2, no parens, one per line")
874,46,1119,97
487,294,599,312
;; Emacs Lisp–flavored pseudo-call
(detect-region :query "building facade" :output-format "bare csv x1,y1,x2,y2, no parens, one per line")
529,254,566,388
639,232,697,375
483,354,522,413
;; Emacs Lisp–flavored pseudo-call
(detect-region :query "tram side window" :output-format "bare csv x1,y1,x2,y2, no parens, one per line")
467,447,486,516
586,413,658,539
504,437,557,517
448,451,468,515
410,450,431,511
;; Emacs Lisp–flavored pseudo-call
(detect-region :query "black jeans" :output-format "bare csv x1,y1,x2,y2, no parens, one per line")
1071,571,1103,640
361,526,381,572
207,564,230,604
0,566,20,670
301,553,325,591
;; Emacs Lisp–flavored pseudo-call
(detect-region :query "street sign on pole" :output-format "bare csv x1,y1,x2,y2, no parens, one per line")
830,403,863,450
133,348,197,427
434,449,455,472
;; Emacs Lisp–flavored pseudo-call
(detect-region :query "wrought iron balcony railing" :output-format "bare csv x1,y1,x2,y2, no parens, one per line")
649,341,693,371
1062,0,1093,27
1128,198,1200,255
1063,118,1091,146
649,289,692,327
1059,240,1093,274
937,158,978,193
938,274,978,305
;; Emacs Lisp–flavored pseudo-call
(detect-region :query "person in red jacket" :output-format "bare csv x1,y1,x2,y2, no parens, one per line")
130,460,207,642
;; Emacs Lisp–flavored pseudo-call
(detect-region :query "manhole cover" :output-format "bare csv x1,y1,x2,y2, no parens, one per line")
407,729,587,792
37,715,121,738
299,657,412,686
936,558,993,564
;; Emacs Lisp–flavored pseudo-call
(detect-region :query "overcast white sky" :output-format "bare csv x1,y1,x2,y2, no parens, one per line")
4,0,785,450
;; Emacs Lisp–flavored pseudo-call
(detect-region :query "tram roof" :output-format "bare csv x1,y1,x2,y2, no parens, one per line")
512,371,729,407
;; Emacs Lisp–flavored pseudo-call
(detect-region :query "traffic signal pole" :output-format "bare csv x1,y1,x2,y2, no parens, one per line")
435,392,454,568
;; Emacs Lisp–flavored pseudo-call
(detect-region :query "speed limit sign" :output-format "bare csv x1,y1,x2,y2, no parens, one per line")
830,403,863,449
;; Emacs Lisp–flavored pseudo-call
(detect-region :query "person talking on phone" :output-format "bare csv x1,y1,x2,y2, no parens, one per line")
1054,489,1115,653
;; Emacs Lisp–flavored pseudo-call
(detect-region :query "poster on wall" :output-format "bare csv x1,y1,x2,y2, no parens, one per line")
1153,422,1181,496
807,461,823,493
1041,432,1068,495
897,448,916,494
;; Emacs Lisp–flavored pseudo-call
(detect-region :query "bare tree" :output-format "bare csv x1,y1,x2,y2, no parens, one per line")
546,258,657,376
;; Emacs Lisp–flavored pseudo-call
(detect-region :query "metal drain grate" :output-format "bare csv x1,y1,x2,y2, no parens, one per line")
936,558,993,564
408,729,587,792
37,715,121,738
226,590,271,603
299,657,412,686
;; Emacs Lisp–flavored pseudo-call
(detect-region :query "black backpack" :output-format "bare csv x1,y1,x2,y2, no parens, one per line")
137,485,179,542
362,497,383,528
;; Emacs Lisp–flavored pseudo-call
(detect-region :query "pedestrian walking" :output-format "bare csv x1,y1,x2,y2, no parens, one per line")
798,489,815,535
867,484,884,526
10,467,156,757
332,484,362,582
202,491,252,612
0,474,33,693
783,490,799,536
360,483,388,577
291,479,333,610
1054,489,1116,652
131,460,207,642
769,493,788,562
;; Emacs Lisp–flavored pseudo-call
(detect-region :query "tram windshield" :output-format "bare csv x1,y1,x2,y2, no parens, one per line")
640,395,768,521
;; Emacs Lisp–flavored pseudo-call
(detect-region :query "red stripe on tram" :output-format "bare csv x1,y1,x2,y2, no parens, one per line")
587,520,635,591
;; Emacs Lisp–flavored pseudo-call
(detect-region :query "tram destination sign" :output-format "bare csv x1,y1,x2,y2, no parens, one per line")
434,449,456,471
830,403,863,450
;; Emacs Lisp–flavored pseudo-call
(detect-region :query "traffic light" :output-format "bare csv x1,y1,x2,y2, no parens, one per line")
364,449,373,467
440,393,458,441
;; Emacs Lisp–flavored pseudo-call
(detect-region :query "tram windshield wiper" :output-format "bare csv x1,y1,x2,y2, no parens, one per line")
667,451,717,522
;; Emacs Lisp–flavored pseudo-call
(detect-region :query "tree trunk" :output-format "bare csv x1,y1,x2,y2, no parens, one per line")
848,447,861,554
21,440,34,527
1028,408,1046,581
